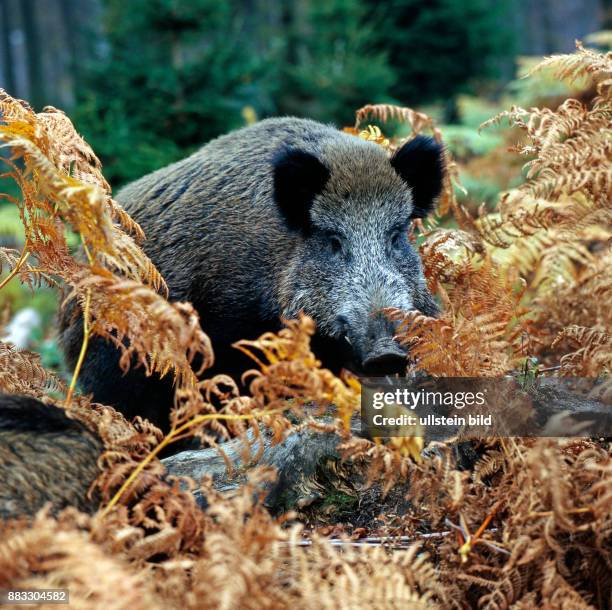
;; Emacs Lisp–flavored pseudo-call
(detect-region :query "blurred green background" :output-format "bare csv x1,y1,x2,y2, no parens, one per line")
0,0,609,372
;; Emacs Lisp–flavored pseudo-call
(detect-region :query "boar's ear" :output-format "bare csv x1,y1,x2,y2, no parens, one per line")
272,148,330,232
390,136,445,218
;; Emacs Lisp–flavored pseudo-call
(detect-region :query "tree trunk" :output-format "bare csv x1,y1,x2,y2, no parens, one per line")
162,379,609,526
162,427,412,527
19,0,44,109
0,0,16,94
58,0,78,83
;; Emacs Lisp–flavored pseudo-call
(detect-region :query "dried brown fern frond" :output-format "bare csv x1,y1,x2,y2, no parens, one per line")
421,41,612,376
0,89,215,401
92,477,207,559
0,245,53,291
0,93,144,242
474,44,611,311
0,90,221,543
72,271,213,384
0,341,66,397
186,471,449,610
409,438,612,606
479,44,611,235
83,400,211,559
105,316,353,496
0,510,162,610
0,114,158,290
235,315,360,432
497,439,611,586
282,539,447,610
552,325,611,376
343,124,391,149
482,191,601,243
95,316,362,524
339,435,421,494
525,40,612,86
532,246,611,367
391,248,530,376
418,229,485,295
186,469,296,609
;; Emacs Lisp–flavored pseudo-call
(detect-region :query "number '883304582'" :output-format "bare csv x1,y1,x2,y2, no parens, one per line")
0,589,69,605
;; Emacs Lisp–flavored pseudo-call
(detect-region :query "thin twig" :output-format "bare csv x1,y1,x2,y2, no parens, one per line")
537,365,562,374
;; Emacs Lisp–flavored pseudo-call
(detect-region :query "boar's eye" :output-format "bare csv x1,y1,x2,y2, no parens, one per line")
325,233,342,256
390,226,408,252
329,234,343,256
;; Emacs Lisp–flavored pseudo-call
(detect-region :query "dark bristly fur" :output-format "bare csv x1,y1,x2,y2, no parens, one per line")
60,117,444,432
0,393,101,518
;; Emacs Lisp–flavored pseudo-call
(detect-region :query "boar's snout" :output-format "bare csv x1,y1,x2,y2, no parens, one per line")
362,339,406,375
337,312,407,375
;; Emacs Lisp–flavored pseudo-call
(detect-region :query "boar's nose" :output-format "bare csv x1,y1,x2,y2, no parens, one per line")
362,342,407,375
361,314,407,375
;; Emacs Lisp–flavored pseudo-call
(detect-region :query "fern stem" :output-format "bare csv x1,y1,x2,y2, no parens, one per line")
65,288,91,405
0,237,30,291
64,236,96,406
472,503,499,540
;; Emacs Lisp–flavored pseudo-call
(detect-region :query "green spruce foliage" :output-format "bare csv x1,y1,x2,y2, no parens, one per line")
74,0,272,185
379,0,514,107
277,0,395,125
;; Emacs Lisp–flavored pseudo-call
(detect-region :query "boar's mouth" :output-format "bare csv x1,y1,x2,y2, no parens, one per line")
338,311,409,376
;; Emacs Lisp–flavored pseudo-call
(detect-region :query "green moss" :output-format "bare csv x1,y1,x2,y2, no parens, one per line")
321,490,357,511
